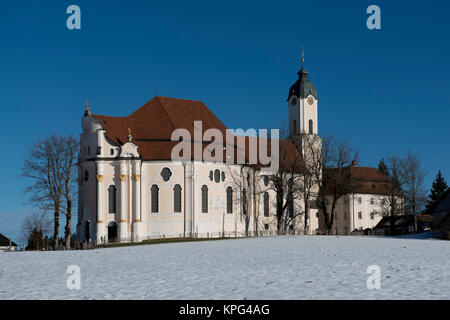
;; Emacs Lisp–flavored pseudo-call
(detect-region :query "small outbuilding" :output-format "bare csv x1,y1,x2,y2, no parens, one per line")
0,233,17,251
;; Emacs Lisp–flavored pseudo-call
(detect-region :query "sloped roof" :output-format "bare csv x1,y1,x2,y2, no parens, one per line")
324,166,391,195
0,233,17,247
287,68,318,101
93,96,227,145
91,96,304,168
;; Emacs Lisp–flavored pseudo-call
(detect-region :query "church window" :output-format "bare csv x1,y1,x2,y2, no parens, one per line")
110,149,114,155
209,171,213,181
161,168,172,182
201,185,208,213
221,171,225,182
97,147,102,155
358,211,362,219
263,175,269,186
309,119,313,134
108,185,117,214
226,186,233,214
214,169,220,183
264,192,269,217
370,198,374,205
358,197,362,204
151,185,159,213
173,184,182,213
370,212,375,220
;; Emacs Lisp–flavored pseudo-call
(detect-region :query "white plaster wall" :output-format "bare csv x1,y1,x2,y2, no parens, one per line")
324,193,384,234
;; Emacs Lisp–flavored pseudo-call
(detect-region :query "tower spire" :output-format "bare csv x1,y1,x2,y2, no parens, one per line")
301,46,305,67
84,98,91,116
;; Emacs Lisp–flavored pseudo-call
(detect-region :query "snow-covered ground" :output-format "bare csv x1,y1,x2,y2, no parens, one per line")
0,236,449,299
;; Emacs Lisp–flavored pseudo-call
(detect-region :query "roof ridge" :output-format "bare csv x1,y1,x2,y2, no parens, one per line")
155,96,204,104
155,97,177,131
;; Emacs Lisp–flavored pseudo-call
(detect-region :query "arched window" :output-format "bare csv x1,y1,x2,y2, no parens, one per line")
214,169,220,183
226,186,233,214
263,192,269,217
201,185,208,213
309,119,313,134
173,184,182,213
151,185,159,213
108,185,116,213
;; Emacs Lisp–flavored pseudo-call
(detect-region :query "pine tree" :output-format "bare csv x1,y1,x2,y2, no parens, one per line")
26,228,44,250
426,170,448,213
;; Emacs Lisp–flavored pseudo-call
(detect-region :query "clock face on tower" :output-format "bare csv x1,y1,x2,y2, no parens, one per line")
307,97,314,105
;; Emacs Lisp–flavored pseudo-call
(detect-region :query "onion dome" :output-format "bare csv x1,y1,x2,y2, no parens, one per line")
287,67,318,101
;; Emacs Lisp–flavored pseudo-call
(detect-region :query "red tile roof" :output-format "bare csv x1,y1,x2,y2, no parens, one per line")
91,96,304,168
324,166,391,195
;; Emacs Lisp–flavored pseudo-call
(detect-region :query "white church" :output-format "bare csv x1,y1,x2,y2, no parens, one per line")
76,62,389,243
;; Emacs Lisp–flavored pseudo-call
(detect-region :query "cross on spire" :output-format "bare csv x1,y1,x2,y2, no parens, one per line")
301,46,305,67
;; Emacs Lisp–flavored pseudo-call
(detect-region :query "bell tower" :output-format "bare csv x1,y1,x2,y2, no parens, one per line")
287,48,319,156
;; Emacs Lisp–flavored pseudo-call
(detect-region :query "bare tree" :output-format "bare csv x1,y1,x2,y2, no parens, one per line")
22,135,78,248
315,137,359,235
266,141,304,233
61,136,79,249
295,134,322,234
374,155,406,235
226,165,253,236
399,151,427,232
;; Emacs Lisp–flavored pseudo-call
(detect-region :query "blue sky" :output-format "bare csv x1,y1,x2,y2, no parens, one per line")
0,0,449,242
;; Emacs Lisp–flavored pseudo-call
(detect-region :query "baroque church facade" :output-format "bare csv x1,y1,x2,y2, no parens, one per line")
76,64,387,243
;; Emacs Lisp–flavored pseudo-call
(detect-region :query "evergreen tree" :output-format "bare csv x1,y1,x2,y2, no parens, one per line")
426,170,448,212
26,228,44,250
